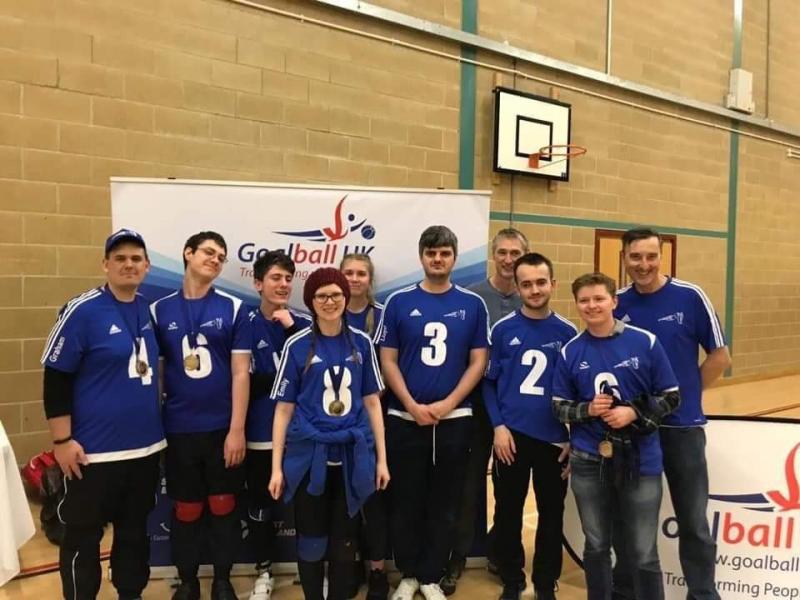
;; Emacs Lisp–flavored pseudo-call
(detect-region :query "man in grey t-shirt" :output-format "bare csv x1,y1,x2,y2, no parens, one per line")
442,227,529,594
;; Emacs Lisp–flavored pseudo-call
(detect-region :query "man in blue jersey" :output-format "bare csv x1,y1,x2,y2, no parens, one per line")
444,228,530,595
150,231,252,600
613,228,731,600
42,229,165,600
486,253,576,600
553,272,680,600
245,250,310,600
377,225,489,600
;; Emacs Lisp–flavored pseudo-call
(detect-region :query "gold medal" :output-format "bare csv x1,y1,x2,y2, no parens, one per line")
136,360,149,376
183,354,200,371
598,439,613,459
329,400,345,416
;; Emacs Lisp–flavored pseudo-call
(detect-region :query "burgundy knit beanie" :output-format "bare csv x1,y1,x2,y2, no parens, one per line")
303,267,351,313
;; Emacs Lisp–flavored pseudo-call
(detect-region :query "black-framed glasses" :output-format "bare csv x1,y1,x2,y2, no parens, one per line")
313,292,345,304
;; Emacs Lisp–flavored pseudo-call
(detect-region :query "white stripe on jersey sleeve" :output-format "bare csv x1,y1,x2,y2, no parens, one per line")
455,284,491,343
623,323,658,349
552,312,579,334
270,328,312,398
215,288,244,320
40,288,103,363
349,326,385,392
488,310,517,345
670,279,726,348
372,284,417,345
149,290,179,325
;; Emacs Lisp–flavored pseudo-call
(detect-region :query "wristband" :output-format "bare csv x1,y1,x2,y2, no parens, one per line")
53,435,72,445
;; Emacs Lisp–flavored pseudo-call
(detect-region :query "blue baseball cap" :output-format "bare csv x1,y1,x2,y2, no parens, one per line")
105,229,147,254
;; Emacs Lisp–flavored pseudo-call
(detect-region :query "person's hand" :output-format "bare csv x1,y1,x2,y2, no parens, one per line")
588,394,613,417
54,440,89,480
493,425,516,465
224,429,246,467
272,308,295,329
410,402,439,426
427,399,452,421
558,443,570,479
602,406,637,429
376,461,390,490
268,470,284,500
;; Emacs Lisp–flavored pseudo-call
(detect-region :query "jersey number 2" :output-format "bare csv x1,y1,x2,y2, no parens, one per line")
519,349,546,395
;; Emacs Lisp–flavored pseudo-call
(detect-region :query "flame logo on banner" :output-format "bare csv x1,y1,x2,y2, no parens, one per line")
274,195,375,242
766,443,800,511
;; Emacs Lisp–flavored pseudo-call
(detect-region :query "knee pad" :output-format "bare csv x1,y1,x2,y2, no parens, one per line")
174,501,204,523
328,536,357,563
208,494,236,516
297,534,328,562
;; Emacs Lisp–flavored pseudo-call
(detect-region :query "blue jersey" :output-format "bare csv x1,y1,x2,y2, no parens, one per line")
150,288,252,434
484,311,577,444
41,287,165,462
346,303,383,338
615,278,726,427
552,323,679,476
271,327,383,460
246,307,311,448
377,284,489,417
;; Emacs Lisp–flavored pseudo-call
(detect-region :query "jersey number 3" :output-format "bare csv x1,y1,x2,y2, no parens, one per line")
421,322,448,367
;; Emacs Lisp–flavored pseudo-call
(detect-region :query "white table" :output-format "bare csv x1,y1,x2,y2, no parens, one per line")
0,421,36,587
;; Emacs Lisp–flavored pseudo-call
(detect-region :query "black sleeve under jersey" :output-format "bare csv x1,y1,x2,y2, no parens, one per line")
249,372,277,401
43,366,75,419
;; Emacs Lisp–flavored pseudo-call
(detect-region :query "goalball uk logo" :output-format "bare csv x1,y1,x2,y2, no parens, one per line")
237,195,376,267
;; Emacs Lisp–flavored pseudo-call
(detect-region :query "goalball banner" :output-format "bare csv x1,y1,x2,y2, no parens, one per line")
110,178,491,307
564,417,800,600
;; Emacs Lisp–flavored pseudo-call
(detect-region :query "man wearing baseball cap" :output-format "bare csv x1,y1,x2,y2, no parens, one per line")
41,228,165,600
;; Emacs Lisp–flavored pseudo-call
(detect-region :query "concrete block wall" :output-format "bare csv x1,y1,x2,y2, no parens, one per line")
0,0,797,459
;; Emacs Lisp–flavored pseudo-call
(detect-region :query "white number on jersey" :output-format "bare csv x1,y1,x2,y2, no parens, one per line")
594,372,621,401
519,349,547,396
421,322,448,367
181,333,212,379
322,366,353,417
126,338,153,386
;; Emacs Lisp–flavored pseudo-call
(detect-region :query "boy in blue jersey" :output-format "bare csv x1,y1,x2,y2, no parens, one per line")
377,226,489,600
269,268,389,600
246,251,311,600
150,231,252,600
486,253,576,600
445,227,530,595
41,229,165,600
552,272,680,600
613,228,731,600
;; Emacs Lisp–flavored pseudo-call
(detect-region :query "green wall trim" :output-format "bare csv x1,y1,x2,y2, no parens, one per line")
725,126,740,366
490,211,728,239
458,0,477,189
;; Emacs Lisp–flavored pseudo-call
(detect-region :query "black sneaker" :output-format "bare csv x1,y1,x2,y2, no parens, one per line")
172,579,200,600
439,555,465,595
366,569,390,600
211,578,238,600
499,584,521,600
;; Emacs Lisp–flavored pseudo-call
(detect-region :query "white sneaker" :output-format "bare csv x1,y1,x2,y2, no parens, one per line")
248,571,274,600
391,577,420,600
419,583,447,600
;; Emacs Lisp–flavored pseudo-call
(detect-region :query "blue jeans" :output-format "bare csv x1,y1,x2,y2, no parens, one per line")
571,454,664,600
613,428,720,600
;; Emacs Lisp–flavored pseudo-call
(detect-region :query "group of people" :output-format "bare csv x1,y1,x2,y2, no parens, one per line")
41,222,730,600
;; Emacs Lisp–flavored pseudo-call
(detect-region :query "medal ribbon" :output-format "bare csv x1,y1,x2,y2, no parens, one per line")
322,334,346,402
106,285,143,363
179,290,213,351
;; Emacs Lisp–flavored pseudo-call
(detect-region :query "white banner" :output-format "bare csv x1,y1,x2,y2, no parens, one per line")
564,417,800,599
110,178,491,306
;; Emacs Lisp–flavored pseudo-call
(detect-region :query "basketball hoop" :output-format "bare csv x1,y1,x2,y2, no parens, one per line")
528,144,587,169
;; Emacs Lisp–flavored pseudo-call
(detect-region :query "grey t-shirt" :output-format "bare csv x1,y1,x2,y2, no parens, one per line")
467,278,522,326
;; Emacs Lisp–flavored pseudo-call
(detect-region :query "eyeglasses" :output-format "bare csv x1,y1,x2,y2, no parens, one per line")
196,246,228,263
313,292,345,304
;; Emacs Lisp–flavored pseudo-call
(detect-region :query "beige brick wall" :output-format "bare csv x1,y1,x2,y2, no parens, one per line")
0,0,797,460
